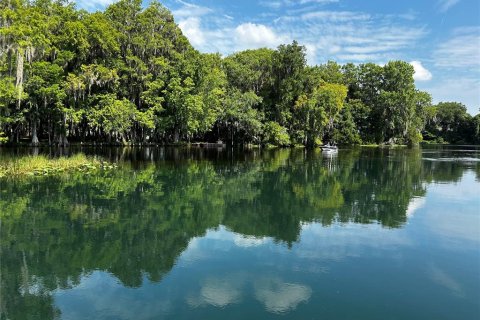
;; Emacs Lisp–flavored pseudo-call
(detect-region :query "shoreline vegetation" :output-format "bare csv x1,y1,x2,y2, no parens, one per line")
1,0,479,149
0,154,116,177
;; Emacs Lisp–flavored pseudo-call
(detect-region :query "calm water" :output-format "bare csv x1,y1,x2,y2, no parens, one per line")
1,146,479,319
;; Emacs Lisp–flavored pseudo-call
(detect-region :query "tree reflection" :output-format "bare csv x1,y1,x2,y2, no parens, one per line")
0,147,476,319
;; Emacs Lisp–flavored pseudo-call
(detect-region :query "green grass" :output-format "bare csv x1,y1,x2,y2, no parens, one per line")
0,154,116,178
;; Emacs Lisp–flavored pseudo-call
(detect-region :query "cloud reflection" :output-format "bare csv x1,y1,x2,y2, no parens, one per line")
429,265,465,298
254,278,312,314
187,274,245,308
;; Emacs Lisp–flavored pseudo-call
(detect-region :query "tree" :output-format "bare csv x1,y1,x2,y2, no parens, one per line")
332,102,362,145
270,41,307,126
0,0,475,146
87,94,137,143
25,61,65,145
294,82,347,147
435,102,472,143
218,89,263,144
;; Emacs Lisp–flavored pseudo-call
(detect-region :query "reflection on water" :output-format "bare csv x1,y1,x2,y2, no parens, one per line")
253,278,312,314
187,275,244,308
1,146,479,319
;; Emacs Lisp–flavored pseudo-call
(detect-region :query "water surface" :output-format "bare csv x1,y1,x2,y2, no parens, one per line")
1,146,479,319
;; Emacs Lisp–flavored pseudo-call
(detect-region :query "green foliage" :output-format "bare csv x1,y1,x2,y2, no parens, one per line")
0,0,476,146
332,103,362,145
0,131,7,143
263,121,291,146
223,48,274,95
88,94,137,142
422,102,476,144
294,82,347,146
219,89,264,143
473,114,480,144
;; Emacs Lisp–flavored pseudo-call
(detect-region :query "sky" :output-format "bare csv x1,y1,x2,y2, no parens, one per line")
79,0,480,115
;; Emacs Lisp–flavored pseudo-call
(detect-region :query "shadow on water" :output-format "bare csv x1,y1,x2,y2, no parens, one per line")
0,146,478,319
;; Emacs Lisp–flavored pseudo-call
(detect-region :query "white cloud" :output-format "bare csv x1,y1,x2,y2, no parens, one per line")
336,53,384,62
301,10,371,22
178,17,205,47
172,0,212,18
272,11,427,64
168,0,426,65
260,1,284,9
410,61,433,81
261,0,338,9
434,27,480,68
234,23,287,50
304,43,318,64
300,0,339,4
76,0,117,10
437,0,461,12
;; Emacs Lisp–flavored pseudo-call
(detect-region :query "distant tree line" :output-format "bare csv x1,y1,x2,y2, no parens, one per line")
1,0,479,146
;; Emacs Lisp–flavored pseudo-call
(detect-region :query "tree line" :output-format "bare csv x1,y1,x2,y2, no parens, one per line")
1,0,479,146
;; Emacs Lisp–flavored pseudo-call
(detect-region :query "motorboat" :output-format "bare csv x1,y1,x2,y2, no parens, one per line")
321,144,338,152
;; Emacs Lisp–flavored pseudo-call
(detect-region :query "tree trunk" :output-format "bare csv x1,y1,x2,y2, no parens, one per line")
58,113,69,147
48,119,52,145
31,120,39,146
173,128,180,143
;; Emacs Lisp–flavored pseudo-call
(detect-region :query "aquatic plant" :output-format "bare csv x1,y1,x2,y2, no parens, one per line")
0,154,116,177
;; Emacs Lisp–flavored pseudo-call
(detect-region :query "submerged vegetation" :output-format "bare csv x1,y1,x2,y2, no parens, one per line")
0,153,114,177
0,0,478,147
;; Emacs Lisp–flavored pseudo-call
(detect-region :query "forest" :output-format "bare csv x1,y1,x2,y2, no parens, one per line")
1,0,479,147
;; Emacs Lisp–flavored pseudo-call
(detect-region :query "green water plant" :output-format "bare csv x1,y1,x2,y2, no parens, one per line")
0,154,116,178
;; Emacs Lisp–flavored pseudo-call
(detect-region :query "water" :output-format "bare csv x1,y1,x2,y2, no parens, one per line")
1,146,479,319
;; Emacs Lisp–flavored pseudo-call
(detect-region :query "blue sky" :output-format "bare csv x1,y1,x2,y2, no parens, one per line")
79,0,480,115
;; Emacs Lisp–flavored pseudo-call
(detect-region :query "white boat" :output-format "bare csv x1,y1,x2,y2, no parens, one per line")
321,144,338,152
322,148,338,154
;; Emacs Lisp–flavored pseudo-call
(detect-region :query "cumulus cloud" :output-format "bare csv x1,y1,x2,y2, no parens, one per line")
178,17,205,47
234,23,287,50
410,61,433,81
168,0,426,64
